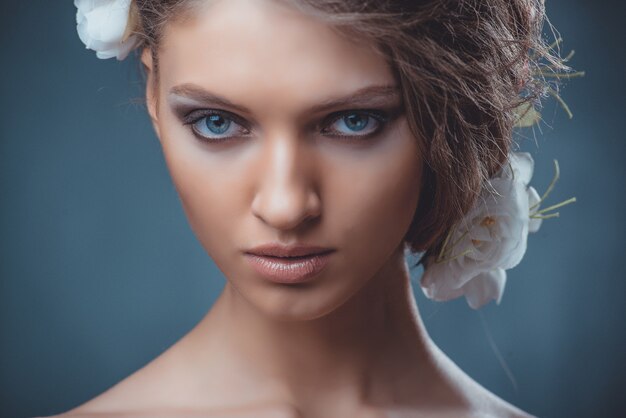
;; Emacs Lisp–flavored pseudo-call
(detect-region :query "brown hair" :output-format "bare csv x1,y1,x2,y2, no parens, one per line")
132,0,565,261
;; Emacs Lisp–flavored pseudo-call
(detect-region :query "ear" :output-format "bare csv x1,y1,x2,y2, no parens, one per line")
141,48,161,139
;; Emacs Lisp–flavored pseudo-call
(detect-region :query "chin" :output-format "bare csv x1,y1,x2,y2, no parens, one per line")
237,275,363,323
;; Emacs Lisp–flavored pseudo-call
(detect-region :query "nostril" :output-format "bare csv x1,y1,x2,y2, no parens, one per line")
249,164,322,232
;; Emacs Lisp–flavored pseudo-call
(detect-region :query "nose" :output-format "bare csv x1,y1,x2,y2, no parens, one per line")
251,132,321,232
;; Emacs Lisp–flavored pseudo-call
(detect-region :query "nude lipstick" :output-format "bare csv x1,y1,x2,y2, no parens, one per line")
244,244,334,284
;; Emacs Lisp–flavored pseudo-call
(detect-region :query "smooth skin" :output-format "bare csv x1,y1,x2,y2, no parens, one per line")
53,0,534,417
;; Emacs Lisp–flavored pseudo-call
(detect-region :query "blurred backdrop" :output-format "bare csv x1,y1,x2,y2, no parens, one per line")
1,1,624,417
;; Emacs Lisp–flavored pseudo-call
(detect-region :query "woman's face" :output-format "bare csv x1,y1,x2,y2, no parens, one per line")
144,0,423,320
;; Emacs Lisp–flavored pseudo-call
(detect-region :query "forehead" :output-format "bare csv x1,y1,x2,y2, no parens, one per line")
158,0,395,116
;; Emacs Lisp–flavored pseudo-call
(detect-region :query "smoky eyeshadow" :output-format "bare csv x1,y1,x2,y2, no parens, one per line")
168,93,405,135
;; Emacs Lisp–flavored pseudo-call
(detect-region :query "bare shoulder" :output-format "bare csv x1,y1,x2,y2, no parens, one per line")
415,344,537,418
41,351,180,417
470,397,536,418
439,375,536,418
363,405,534,418
363,402,534,418
42,359,302,418
39,342,301,418
460,376,536,418
45,402,302,418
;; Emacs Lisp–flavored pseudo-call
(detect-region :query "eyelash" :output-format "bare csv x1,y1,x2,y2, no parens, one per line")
182,109,391,143
182,109,251,142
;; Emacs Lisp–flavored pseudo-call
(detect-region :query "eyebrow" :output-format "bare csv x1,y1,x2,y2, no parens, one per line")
168,83,401,114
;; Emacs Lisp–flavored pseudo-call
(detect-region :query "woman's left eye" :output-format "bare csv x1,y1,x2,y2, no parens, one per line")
322,111,388,139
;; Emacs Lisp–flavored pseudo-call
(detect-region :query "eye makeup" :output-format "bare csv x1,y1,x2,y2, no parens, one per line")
167,84,405,144
318,107,403,141
183,109,252,142
175,106,403,144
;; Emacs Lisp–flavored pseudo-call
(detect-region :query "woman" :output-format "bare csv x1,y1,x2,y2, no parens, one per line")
54,0,566,416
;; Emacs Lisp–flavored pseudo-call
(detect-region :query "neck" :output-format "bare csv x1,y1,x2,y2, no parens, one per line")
186,246,438,411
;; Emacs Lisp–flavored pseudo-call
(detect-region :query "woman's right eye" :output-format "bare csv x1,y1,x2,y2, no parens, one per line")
185,110,250,142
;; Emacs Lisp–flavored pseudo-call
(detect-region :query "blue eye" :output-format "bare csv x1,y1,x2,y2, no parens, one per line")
202,114,231,134
323,111,387,138
189,111,249,141
183,109,389,143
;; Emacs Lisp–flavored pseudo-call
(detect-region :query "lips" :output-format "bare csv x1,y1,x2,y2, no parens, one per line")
244,243,335,283
245,243,334,258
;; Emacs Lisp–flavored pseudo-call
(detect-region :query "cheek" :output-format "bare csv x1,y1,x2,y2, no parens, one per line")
157,120,246,262
322,123,423,277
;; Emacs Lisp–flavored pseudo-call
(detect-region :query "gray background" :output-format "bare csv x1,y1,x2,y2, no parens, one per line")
1,1,624,417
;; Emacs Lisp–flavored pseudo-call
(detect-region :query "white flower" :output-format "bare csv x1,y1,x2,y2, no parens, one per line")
420,152,543,309
75,0,140,60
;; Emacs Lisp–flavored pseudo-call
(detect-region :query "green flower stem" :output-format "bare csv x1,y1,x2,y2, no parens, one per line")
547,37,564,52
535,197,577,215
547,87,574,119
530,159,560,211
563,50,576,62
436,248,473,265
448,229,471,253
437,225,456,262
537,70,586,79
530,212,560,220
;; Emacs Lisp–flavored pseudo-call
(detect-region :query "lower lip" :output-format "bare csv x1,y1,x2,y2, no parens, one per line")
244,252,333,284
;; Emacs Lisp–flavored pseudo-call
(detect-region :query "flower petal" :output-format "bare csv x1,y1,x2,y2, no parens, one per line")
528,186,543,233
462,268,507,309
419,151,538,309
420,259,468,302
75,0,136,60
507,152,534,185
84,1,130,45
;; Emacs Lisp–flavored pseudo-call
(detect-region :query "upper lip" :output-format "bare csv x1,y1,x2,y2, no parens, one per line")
245,243,335,257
